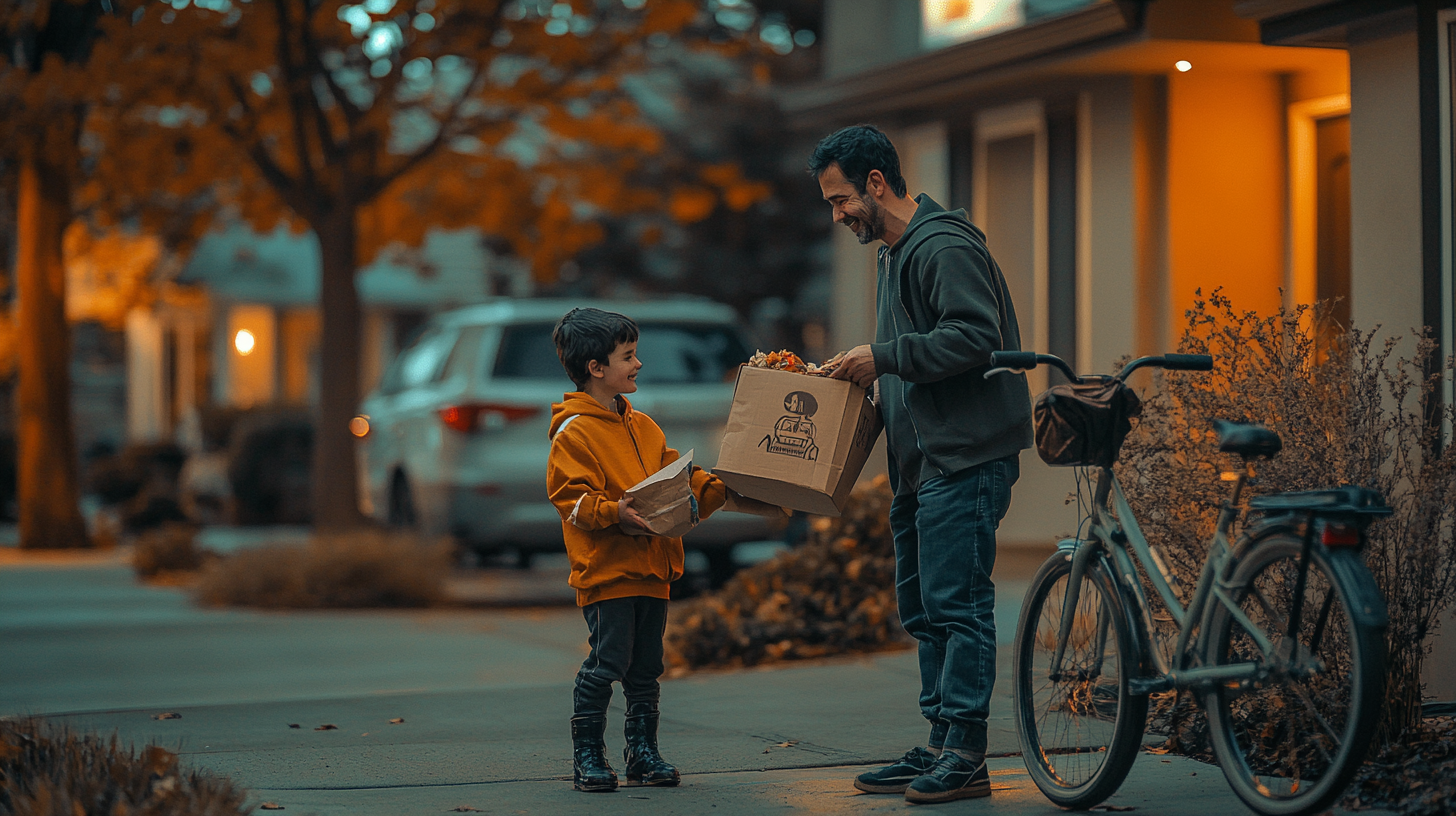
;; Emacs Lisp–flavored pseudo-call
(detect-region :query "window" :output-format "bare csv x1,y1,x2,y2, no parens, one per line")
378,327,455,395
492,322,750,386
921,0,1103,49
437,326,486,384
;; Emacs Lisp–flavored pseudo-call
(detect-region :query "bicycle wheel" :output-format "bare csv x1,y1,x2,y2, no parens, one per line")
1014,550,1149,809
1203,534,1386,816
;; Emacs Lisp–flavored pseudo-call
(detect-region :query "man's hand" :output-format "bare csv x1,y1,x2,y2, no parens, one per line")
618,497,653,536
829,344,878,389
722,488,790,518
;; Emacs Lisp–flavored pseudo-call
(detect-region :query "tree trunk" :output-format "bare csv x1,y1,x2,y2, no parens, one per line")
15,137,90,549
311,204,366,530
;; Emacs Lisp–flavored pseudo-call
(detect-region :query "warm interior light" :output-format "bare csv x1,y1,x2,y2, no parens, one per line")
234,329,256,355
1175,60,1192,72
349,415,371,438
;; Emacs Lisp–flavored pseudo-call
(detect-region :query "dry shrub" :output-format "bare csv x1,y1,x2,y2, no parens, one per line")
132,523,208,579
0,718,248,816
664,476,909,673
194,529,451,609
1116,289,1456,752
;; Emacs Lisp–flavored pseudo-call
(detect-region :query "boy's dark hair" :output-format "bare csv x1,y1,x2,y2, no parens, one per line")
553,307,639,388
807,124,907,198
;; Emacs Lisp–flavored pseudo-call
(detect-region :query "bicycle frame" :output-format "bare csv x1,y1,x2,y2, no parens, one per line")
1049,465,1270,695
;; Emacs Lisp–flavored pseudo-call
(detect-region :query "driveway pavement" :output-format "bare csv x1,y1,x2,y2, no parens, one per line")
0,544,1388,815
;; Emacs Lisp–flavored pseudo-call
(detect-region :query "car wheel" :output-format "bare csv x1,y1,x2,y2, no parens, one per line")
388,471,417,528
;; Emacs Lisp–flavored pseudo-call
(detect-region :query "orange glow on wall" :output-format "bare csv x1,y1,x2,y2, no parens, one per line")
1167,70,1286,328
227,305,276,408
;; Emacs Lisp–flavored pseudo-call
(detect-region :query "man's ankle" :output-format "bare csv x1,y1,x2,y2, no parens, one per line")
941,747,983,764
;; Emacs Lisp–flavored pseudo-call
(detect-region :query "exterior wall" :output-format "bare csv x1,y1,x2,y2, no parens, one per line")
280,308,321,406
1348,24,1423,346
1167,69,1287,329
1089,77,1143,370
821,0,920,79
1346,15,1454,703
124,309,167,444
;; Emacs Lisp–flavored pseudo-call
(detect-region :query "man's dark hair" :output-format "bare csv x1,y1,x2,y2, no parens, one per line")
552,307,639,388
807,124,907,198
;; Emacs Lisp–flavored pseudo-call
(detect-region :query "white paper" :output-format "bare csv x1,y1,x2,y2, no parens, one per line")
627,450,693,493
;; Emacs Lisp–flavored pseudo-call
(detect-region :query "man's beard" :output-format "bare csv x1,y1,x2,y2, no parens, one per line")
846,196,886,245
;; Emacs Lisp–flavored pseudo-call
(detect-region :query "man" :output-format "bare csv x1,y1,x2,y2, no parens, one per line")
813,124,1032,805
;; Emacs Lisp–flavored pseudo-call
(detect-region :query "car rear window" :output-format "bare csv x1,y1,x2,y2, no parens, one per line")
493,322,750,386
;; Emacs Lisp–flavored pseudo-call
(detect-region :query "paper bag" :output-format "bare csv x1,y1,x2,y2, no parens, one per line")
714,367,883,517
624,450,698,538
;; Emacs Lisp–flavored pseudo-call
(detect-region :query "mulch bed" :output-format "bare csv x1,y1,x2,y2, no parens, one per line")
664,476,910,674
1341,716,1456,814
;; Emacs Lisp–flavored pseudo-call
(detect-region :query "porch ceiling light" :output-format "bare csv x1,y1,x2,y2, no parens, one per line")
1175,60,1192,72
235,329,256,356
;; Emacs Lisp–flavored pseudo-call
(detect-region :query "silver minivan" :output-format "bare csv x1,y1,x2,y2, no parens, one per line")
355,298,772,571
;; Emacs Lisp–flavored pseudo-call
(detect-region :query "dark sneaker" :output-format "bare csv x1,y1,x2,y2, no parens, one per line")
853,747,939,794
904,750,990,804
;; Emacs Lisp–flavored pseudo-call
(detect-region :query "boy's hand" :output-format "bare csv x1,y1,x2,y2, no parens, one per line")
617,497,654,536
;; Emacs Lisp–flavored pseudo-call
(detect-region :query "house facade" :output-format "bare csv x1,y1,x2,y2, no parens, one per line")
123,225,523,449
787,0,1452,695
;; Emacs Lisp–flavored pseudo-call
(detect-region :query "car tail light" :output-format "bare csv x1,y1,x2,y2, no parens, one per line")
438,403,542,433
1320,520,1362,548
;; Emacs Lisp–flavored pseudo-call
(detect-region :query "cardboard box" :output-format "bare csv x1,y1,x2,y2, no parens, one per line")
714,367,883,517
624,450,697,538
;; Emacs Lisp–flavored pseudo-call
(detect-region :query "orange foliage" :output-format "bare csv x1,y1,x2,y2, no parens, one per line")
670,186,717,224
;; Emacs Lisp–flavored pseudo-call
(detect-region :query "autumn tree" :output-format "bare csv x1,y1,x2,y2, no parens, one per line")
0,0,111,548
93,0,776,530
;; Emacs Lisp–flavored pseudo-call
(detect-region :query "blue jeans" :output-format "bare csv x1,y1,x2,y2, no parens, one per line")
890,455,1018,754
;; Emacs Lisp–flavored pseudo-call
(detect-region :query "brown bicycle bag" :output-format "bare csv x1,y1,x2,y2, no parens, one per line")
1033,381,1142,467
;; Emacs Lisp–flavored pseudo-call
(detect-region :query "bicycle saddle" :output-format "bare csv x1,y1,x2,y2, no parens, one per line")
1212,419,1282,459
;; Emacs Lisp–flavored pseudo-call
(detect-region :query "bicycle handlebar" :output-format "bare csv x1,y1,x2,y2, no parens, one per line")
985,351,1213,383
1161,354,1214,371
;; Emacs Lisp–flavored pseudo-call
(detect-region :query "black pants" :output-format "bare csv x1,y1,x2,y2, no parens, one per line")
573,596,668,717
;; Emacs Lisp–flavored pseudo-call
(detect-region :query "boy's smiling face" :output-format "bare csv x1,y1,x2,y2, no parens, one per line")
588,340,642,398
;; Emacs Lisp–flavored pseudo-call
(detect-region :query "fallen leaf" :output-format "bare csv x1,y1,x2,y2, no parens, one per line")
762,739,799,753
360,732,370,737
287,724,300,729
259,804,284,811
314,724,338,731
447,808,482,813
389,717,405,724
151,712,182,720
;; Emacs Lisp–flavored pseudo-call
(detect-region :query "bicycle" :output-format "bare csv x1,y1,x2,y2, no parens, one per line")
985,350,1391,816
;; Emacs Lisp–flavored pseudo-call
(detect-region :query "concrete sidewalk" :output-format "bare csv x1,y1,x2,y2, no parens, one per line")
2,556,1387,815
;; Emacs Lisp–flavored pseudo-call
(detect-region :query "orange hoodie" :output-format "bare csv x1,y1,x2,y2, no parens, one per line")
547,392,727,606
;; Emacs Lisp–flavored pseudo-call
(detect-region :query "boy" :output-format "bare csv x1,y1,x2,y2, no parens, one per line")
547,307,729,793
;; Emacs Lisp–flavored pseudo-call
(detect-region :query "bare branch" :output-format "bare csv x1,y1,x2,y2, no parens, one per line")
296,4,362,133
358,61,484,201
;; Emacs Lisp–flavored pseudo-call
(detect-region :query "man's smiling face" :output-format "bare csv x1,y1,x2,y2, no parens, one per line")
818,163,885,245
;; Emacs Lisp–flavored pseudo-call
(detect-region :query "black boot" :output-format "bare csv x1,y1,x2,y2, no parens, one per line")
623,703,680,787
571,715,618,792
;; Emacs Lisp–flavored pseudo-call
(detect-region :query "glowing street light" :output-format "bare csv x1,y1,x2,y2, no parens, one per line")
234,329,256,356
1175,60,1192,72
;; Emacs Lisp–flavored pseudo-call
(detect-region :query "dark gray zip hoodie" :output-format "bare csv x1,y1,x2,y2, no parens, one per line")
869,194,1033,493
